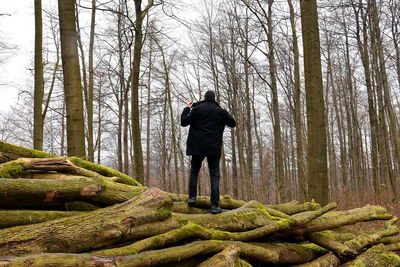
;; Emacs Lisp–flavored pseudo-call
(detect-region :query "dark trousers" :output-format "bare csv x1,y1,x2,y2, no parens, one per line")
189,155,221,206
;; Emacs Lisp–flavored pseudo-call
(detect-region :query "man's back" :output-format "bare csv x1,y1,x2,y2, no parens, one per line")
181,100,236,156
181,90,236,213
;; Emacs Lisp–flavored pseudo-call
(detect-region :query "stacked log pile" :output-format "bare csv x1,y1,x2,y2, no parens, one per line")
0,141,400,266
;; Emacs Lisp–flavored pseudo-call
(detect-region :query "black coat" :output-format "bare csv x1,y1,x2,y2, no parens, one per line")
181,101,236,156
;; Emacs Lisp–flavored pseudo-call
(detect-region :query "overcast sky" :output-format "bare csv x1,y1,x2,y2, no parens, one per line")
0,0,197,113
0,1,34,112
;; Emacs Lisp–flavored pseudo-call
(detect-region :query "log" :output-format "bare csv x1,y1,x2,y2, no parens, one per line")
345,244,400,266
0,141,56,162
0,141,141,186
284,205,392,236
0,188,172,255
0,158,115,181
0,210,83,228
0,178,145,208
305,232,357,258
266,201,321,215
93,203,336,256
295,253,340,267
197,245,242,267
297,217,399,266
0,241,282,266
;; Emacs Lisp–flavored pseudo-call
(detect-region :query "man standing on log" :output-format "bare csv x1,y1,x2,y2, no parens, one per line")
181,90,236,214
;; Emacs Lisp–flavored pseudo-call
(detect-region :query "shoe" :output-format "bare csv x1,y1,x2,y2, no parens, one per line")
187,197,196,207
211,205,222,214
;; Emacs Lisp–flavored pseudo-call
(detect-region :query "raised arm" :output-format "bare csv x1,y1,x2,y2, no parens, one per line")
222,109,236,128
181,102,194,127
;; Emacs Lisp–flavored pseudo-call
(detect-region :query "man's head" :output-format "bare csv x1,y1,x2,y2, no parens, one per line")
204,90,216,102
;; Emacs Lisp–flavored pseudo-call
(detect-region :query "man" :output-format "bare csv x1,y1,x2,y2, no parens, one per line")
181,90,236,214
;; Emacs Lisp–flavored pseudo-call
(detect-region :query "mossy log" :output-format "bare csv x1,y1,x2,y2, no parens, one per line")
0,142,399,266
0,141,141,186
297,218,399,266
0,210,84,228
344,244,400,267
0,188,171,255
196,245,243,267
0,141,56,162
0,178,145,208
282,205,392,236
0,240,280,267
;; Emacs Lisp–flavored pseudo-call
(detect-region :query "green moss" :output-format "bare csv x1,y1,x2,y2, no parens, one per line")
381,253,400,265
129,248,138,254
177,218,189,225
0,161,25,178
254,202,286,221
277,218,293,228
173,223,198,240
6,225,24,233
0,141,56,158
233,211,258,223
68,157,142,186
350,258,366,267
152,237,162,244
155,207,172,221
304,202,321,210
300,243,328,254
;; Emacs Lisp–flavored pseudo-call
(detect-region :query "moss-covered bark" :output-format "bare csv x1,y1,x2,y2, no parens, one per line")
284,205,392,236
0,142,141,186
0,210,84,228
0,141,56,161
0,178,145,208
0,188,171,255
345,244,400,267
197,245,242,267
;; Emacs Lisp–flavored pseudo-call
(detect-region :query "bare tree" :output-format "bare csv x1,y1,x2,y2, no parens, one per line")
58,0,86,157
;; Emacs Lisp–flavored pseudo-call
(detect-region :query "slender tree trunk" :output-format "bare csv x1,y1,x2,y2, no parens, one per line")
300,0,328,205
243,16,254,195
145,35,153,185
231,127,238,199
58,0,86,158
96,77,102,165
161,91,168,191
287,0,306,201
163,52,180,193
370,0,399,201
389,0,400,89
131,0,153,183
86,0,96,162
116,3,126,172
267,0,285,203
352,0,380,202
34,0,44,151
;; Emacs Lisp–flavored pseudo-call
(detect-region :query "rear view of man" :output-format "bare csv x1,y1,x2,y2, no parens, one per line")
181,90,236,214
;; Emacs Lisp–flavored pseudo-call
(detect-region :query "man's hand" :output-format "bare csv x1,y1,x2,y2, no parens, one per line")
186,101,193,108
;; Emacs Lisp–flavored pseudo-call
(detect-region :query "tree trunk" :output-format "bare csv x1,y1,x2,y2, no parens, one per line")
58,0,86,158
130,0,153,184
352,0,380,202
86,0,96,162
300,0,328,205
287,0,306,202
33,0,44,151
267,0,285,203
